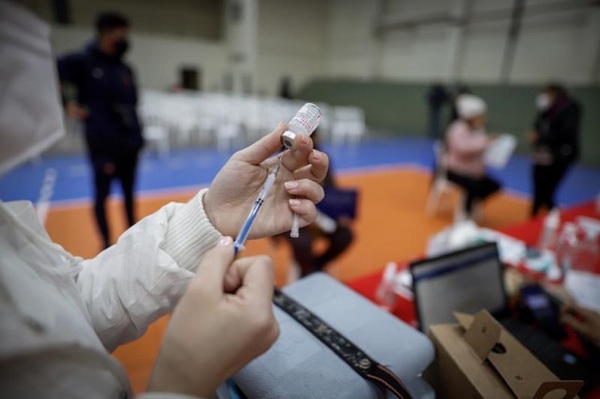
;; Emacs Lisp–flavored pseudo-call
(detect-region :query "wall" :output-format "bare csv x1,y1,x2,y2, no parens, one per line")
50,27,229,91
297,80,600,166
42,0,600,94
325,0,379,79
44,0,328,95
256,0,328,96
324,0,600,85
27,0,223,39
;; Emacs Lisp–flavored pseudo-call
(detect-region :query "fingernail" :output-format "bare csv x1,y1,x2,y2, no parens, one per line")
289,199,301,207
285,181,299,190
219,236,233,246
301,134,309,144
312,150,322,161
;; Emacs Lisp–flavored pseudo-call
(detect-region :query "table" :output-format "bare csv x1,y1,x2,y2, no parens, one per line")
502,202,599,249
345,201,600,397
346,200,600,324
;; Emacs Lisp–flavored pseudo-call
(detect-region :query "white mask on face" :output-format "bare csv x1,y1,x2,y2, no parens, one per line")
535,93,552,111
0,1,65,176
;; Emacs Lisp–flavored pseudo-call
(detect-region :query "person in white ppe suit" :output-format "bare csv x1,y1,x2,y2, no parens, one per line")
0,2,328,398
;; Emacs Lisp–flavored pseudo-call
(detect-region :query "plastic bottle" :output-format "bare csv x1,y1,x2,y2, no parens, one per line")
538,208,560,251
555,222,578,275
572,220,600,273
375,262,398,311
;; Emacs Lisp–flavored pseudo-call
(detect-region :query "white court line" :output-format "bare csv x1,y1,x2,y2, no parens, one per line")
67,164,88,177
47,163,531,210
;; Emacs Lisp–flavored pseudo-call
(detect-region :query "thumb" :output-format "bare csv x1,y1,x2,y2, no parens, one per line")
232,123,286,165
193,236,235,297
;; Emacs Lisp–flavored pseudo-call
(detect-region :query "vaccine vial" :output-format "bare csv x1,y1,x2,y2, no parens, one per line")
281,103,321,149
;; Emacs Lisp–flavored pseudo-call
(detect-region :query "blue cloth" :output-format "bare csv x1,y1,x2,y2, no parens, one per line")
317,186,358,220
57,41,144,164
233,273,435,399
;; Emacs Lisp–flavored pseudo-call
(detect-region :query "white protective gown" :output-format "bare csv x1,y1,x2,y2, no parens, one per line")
0,189,221,399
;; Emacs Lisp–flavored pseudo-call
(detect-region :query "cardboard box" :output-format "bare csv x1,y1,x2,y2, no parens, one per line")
425,310,583,399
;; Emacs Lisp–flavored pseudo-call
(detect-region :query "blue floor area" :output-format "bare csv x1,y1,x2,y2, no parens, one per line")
1,137,598,206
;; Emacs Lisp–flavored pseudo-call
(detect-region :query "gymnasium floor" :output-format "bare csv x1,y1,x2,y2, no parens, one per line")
1,136,599,392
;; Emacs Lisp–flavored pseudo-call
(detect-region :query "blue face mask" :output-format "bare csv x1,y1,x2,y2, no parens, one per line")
0,1,65,176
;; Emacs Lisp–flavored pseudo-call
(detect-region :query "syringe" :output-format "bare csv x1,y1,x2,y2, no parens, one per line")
233,103,321,254
280,103,321,238
233,155,282,255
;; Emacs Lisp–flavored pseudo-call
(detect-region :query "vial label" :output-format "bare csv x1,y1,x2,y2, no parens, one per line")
289,103,321,136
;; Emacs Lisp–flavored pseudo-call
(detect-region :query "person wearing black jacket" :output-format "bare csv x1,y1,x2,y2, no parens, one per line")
529,85,581,217
426,83,449,139
273,130,354,277
58,12,144,248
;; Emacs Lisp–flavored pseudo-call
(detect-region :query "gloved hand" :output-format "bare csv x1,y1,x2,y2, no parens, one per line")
147,236,279,397
561,303,600,348
203,123,328,239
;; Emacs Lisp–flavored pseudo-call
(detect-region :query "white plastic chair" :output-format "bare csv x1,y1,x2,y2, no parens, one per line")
331,106,366,144
315,102,332,139
215,122,243,152
242,96,264,142
144,125,170,158
139,95,172,158
426,140,466,222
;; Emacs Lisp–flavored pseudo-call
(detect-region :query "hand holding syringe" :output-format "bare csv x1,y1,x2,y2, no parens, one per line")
233,103,322,254
233,155,282,254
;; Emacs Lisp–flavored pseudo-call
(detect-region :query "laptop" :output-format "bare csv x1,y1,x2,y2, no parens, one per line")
410,242,599,394
411,242,507,333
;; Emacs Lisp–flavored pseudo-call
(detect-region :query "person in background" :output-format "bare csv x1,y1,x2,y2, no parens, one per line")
279,76,293,99
57,11,144,249
426,83,450,140
561,303,600,365
444,94,501,219
276,129,354,277
529,84,581,217
0,2,329,397
448,84,471,124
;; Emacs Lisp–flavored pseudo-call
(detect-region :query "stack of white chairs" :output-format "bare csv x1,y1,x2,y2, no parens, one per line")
139,92,170,158
315,102,332,139
331,106,366,145
137,90,368,152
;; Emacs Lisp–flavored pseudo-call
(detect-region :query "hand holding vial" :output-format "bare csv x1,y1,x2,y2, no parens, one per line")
203,109,327,247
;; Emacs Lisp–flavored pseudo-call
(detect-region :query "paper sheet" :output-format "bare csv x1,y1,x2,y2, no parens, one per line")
565,270,600,313
484,134,517,169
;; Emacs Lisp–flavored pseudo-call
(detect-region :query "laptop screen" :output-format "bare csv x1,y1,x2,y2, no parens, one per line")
410,242,507,333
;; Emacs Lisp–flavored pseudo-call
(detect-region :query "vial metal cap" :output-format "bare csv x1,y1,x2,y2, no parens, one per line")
281,130,297,149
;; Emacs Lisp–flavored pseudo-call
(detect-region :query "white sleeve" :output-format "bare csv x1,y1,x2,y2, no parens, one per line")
75,189,222,352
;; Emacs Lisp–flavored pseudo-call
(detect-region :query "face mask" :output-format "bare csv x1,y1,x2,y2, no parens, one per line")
536,93,551,111
0,1,65,176
114,38,130,58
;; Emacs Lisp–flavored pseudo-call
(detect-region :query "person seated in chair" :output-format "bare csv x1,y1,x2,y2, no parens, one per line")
443,94,501,220
275,130,354,278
